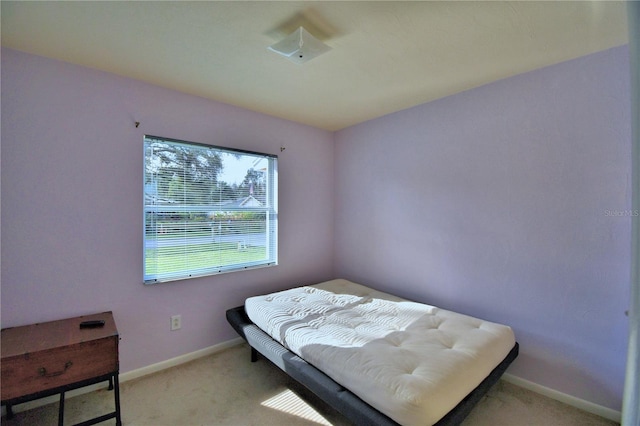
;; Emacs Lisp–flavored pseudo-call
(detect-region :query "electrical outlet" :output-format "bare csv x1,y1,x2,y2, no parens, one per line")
170,315,181,331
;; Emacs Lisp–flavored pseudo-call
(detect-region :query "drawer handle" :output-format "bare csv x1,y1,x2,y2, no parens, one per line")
38,361,73,377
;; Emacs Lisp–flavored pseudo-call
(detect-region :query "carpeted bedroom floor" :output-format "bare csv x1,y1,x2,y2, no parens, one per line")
2,343,617,426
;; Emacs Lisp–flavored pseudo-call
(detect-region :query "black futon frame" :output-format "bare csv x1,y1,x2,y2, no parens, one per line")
227,305,519,426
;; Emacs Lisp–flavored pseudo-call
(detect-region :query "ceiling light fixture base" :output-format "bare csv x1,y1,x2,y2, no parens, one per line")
268,26,331,64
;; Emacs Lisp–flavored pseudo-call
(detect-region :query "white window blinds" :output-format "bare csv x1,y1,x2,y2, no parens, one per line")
144,135,278,283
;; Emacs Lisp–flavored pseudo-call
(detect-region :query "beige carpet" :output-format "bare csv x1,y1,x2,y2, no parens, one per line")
2,343,618,426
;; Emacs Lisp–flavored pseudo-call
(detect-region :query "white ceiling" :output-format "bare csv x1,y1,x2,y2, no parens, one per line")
1,1,629,131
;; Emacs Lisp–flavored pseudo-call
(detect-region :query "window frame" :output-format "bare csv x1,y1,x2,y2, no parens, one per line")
143,135,278,284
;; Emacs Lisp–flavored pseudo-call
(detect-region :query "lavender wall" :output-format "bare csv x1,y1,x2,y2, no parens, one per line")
0,48,335,373
1,45,632,412
334,46,631,411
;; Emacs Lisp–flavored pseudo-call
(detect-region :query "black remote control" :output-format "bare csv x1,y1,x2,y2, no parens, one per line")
79,320,105,329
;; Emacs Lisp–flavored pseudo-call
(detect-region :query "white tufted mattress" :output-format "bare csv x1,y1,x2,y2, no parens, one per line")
245,279,516,426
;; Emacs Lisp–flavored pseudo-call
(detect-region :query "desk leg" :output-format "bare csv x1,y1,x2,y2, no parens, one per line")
6,404,14,420
58,391,65,426
113,374,122,426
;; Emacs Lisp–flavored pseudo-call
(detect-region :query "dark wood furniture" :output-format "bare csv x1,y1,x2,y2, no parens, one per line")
1,311,121,426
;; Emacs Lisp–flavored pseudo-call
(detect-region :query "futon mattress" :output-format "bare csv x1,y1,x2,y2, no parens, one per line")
245,279,515,426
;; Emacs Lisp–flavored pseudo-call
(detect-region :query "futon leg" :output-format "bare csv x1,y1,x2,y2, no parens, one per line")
251,347,258,362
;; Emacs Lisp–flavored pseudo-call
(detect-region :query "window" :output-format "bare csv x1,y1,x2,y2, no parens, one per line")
144,135,277,283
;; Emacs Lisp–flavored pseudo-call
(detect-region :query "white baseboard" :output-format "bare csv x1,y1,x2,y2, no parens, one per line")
2,337,244,417
502,373,622,423
3,339,621,425
119,337,243,383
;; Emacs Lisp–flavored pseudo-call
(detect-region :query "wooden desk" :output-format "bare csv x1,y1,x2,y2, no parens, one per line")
1,312,122,426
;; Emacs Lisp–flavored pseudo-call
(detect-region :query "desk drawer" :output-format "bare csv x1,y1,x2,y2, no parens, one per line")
1,336,117,401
